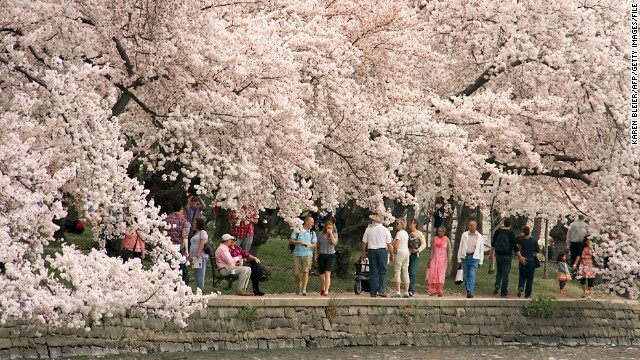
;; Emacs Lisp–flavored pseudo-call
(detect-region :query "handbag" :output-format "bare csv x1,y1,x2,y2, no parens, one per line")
203,241,215,255
533,255,541,268
454,263,464,285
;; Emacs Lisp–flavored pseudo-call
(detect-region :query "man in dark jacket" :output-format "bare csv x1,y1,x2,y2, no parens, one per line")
489,218,526,297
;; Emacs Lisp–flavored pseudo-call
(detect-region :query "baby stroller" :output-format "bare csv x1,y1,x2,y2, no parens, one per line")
353,258,371,295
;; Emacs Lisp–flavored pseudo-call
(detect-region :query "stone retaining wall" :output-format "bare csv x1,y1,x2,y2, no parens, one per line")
1,298,639,358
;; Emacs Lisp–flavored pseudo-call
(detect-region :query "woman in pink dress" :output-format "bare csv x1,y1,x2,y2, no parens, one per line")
427,226,451,296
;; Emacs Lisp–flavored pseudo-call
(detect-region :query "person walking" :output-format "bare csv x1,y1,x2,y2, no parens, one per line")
567,214,589,269
457,221,484,298
427,226,451,297
314,221,338,297
361,213,394,298
407,219,426,297
517,226,540,298
165,202,190,286
489,218,526,298
572,236,597,299
215,234,253,296
392,219,411,298
289,216,317,295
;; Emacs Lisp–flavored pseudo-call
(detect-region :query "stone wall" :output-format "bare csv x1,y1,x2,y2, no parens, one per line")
1,298,639,358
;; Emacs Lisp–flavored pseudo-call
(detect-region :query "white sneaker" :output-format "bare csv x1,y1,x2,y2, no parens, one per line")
301,289,307,296
296,286,302,295
402,292,410,298
391,292,402,298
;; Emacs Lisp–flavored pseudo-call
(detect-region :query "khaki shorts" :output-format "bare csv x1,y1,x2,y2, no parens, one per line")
293,256,313,275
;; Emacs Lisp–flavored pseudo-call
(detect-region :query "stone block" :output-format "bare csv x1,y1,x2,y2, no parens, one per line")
218,308,239,319
271,318,293,328
263,308,284,318
441,307,455,316
295,313,310,324
284,308,296,319
11,336,31,347
146,318,166,331
458,325,479,335
450,335,471,345
0,339,12,350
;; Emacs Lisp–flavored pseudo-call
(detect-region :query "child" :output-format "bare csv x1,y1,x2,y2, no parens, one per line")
557,252,571,296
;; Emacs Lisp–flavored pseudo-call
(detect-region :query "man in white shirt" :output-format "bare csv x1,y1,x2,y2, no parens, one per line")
361,214,395,297
457,221,484,298
567,214,589,267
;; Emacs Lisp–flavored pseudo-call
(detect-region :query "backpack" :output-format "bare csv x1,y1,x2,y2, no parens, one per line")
494,230,511,255
289,230,315,252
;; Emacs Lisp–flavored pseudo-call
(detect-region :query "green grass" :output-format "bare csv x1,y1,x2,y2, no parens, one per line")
50,228,593,298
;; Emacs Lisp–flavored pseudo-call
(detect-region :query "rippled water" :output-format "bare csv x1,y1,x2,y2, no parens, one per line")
89,345,640,360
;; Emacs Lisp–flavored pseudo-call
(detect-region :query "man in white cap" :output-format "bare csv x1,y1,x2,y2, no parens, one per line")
215,234,253,296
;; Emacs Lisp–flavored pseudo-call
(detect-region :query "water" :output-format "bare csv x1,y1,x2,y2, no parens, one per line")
88,345,640,360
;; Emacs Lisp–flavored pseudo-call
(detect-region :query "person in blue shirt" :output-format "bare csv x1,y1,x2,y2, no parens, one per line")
289,216,317,295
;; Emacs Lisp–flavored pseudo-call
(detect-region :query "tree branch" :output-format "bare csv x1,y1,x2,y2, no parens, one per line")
0,57,48,89
456,59,525,97
321,144,364,184
1,27,23,36
485,156,598,185
112,37,135,77
114,83,165,129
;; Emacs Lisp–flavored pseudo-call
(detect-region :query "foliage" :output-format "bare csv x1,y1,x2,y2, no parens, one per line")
524,295,558,318
325,294,343,324
334,244,353,279
236,306,259,322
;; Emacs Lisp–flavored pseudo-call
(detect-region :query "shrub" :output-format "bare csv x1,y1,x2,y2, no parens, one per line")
524,294,557,318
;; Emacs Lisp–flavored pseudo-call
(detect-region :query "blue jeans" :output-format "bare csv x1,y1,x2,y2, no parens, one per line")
463,254,479,294
408,253,420,293
193,255,208,291
368,248,389,295
494,254,512,296
518,262,536,297
180,246,190,286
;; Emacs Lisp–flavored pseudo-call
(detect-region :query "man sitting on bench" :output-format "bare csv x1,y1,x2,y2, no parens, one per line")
215,234,253,296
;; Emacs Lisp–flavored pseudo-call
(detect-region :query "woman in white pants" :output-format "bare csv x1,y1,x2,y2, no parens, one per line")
392,219,410,298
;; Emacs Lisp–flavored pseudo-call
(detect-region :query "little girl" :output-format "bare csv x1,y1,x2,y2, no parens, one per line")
557,252,571,296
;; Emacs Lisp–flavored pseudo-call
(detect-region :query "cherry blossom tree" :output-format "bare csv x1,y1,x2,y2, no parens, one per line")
0,0,637,328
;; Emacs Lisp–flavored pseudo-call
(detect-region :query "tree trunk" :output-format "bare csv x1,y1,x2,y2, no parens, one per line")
449,203,472,278
532,217,543,241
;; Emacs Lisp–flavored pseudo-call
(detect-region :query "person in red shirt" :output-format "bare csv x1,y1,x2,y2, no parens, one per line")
228,205,258,252
229,239,265,296
165,202,189,285
121,229,145,262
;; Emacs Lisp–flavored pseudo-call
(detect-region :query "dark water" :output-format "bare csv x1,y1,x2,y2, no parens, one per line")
89,346,640,360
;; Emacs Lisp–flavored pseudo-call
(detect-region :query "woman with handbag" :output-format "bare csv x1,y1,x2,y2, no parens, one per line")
572,236,597,299
121,229,145,262
189,218,209,291
517,226,540,298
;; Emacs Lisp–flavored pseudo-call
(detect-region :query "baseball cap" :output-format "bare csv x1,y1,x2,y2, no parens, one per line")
221,234,236,241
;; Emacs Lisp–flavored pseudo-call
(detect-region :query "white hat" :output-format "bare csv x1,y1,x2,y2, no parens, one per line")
221,234,236,241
